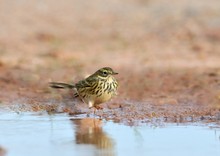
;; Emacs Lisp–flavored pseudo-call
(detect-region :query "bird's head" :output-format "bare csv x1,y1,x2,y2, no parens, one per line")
95,67,118,78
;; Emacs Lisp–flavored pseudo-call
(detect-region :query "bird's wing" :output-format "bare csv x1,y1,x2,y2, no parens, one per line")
75,75,98,89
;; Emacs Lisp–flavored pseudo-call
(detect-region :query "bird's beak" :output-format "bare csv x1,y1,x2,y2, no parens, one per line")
112,71,118,75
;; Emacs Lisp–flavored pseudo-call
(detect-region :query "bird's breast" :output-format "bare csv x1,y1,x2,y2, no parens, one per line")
77,76,118,105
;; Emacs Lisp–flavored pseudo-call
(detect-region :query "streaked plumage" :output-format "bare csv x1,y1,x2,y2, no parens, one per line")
50,67,118,108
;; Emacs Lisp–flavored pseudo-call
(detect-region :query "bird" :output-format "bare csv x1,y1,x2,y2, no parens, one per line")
49,67,118,110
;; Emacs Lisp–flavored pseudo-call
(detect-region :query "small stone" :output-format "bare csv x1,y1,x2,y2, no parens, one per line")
107,103,121,109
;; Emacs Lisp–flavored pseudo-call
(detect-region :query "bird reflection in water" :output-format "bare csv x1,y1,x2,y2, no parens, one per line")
71,118,115,155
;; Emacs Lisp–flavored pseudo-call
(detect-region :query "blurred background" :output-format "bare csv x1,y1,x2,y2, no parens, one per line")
1,0,220,69
0,0,220,109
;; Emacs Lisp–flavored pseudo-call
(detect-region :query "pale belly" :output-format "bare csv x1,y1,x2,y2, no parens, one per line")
82,91,114,106
94,92,113,104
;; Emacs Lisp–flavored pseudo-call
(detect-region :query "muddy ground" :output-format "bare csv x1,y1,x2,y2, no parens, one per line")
0,0,220,124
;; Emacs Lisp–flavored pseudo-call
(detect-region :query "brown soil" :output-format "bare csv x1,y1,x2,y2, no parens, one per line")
1,0,220,124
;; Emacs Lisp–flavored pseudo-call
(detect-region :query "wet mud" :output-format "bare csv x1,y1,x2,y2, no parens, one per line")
1,66,220,124
0,0,220,125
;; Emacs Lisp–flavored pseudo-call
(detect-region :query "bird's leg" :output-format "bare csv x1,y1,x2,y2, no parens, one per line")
87,101,95,117
88,101,94,109
93,107,97,115
94,105,104,119
86,107,97,118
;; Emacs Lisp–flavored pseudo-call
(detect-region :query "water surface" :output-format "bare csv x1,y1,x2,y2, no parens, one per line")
0,112,220,156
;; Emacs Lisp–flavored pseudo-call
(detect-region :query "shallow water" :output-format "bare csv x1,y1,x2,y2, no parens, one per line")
0,112,220,156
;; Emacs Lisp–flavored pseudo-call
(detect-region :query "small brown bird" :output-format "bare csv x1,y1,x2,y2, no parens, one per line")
50,67,118,109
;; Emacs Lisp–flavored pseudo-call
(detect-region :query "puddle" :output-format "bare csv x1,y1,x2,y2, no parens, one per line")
0,112,220,156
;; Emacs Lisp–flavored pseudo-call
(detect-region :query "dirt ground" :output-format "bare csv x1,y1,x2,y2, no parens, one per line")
1,0,220,124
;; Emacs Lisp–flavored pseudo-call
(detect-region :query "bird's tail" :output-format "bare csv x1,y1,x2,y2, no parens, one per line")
49,82,75,89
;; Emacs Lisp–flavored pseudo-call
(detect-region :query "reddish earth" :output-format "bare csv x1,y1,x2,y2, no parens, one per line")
0,0,220,124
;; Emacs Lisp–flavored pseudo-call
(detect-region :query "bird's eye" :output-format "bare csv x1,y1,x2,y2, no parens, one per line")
103,71,107,76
